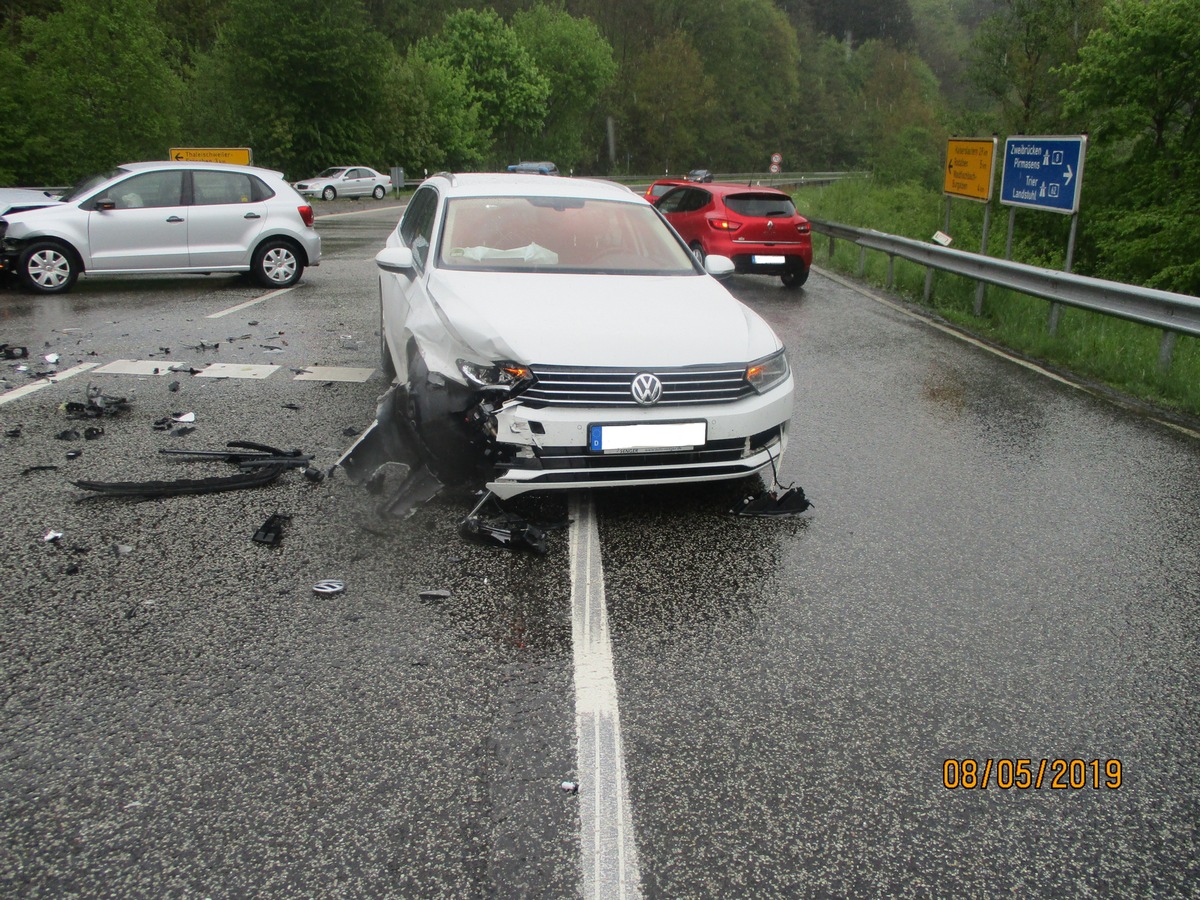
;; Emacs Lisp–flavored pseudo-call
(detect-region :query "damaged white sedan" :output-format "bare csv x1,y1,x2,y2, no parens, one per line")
372,172,794,500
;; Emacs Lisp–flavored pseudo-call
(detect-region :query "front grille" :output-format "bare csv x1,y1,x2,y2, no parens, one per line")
520,364,753,408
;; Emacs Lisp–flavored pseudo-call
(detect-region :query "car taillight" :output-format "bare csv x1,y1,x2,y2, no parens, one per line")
298,205,315,227
796,221,811,234
707,217,742,232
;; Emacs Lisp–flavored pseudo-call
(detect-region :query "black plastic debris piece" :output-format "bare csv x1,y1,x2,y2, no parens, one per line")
191,340,220,352
65,563,80,575
22,465,58,475
732,485,812,517
65,449,82,460
247,320,259,326
168,380,180,393
302,465,325,484
153,417,172,431
342,426,361,437
56,428,81,441
1,344,30,360
62,384,131,419
5,425,21,438
171,426,195,437
251,513,291,546
282,402,301,410
73,441,309,497
418,588,451,602
83,426,104,440
458,491,552,555
228,334,252,341
168,365,201,375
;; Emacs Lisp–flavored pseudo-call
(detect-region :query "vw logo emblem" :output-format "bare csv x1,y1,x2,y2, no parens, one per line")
631,372,663,406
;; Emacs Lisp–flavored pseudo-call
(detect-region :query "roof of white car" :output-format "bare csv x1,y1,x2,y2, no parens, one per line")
116,160,287,179
432,172,642,202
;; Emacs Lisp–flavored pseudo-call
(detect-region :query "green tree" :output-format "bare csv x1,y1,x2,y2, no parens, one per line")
185,0,392,178
968,0,1103,133
511,3,616,171
624,31,716,174
854,42,945,187
380,48,488,173
417,7,550,163
1061,0,1200,293
12,0,183,184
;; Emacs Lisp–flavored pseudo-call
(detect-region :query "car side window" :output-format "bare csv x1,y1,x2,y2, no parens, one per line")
399,187,438,269
657,188,688,214
681,189,710,213
104,171,184,210
192,171,261,205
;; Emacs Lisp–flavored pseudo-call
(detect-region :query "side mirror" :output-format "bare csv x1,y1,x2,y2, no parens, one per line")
375,246,414,273
704,254,735,278
95,199,116,211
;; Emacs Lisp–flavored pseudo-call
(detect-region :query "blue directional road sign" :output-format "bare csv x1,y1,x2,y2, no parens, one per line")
999,135,1087,214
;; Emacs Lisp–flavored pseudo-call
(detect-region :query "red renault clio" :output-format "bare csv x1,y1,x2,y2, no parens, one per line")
654,182,812,288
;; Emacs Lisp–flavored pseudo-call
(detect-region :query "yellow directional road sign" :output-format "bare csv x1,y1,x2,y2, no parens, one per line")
944,138,996,202
168,147,253,165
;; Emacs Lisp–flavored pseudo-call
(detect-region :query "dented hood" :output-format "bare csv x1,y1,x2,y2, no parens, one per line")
425,269,781,368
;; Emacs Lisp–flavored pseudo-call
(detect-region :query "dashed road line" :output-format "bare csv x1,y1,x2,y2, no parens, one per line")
206,286,296,319
569,493,642,900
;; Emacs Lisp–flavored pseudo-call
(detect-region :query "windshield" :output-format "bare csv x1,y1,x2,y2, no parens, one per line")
317,168,347,178
437,196,699,275
59,168,127,203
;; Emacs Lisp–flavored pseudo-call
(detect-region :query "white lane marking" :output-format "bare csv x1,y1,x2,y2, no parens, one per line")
815,266,1200,441
316,205,406,219
292,366,376,382
0,362,99,406
92,359,184,376
569,493,642,900
206,286,295,319
194,363,279,380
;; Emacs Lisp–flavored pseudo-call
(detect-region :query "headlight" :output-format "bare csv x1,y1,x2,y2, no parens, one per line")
457,359,533,393
745,349,790,394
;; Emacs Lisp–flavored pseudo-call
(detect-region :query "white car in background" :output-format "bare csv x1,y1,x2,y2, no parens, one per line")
294,166,391,201
374,172,794,498
0,161,321,294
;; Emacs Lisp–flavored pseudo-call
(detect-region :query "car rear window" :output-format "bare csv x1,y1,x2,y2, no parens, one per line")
724,193,797,218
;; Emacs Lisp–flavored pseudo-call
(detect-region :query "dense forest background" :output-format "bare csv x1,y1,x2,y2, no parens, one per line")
1,0,1197,293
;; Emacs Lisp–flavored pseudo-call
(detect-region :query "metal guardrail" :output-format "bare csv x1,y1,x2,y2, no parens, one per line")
809,219,1200,371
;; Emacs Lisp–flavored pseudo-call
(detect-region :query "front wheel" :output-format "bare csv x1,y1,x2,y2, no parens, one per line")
781,263,809,289
690,242,706,265
372,185,386,200
322,186,336,201
251,239,304,288
20,241,79,294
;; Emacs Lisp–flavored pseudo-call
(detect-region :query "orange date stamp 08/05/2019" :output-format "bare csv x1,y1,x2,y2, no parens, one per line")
942,758,1123,790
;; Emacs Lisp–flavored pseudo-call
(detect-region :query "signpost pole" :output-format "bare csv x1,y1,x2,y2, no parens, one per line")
973,201,993,316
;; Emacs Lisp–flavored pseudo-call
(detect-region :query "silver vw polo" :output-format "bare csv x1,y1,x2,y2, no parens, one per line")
375,172,794,499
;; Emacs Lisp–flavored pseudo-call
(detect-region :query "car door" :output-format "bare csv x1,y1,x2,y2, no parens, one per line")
186,170,269,270
344,168,370,197
657,187,711,246
86,170,188,271
381,185,438,381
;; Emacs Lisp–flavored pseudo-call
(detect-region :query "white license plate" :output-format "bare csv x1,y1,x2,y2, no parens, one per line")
588,421,706,453
752,255,786,265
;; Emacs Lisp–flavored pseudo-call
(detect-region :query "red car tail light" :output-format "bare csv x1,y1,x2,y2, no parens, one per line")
707,217,742,232
796,221,811,234
298,205,315,227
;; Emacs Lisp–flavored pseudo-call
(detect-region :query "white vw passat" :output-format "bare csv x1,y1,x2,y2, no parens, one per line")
375,172,794,499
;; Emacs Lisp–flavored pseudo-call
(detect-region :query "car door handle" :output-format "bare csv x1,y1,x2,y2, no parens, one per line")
244,212,261,219
166,216,184,223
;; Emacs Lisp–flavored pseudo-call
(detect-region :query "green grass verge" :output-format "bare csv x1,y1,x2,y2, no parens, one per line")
795,179,1200,421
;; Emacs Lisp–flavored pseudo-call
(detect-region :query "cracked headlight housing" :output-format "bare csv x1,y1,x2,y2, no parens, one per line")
457,359,534,395
745,349,790,394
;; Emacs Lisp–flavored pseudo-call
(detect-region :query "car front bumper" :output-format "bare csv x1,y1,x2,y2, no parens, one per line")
484,382,793,498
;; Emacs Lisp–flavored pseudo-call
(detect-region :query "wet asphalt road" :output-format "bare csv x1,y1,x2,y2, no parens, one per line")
1,202,1198,898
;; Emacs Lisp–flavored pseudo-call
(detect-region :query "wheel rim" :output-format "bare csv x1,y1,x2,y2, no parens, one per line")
373,186,384,199
323,187,335,200
691,243,705,264
28,249,70,289
262,247,297,284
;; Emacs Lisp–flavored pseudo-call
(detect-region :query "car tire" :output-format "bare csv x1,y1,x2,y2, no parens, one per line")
20,241,79,294
690,242,706,265
372,185,386,200
322,186,336,201
781,263,809,289
251,239,304,288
